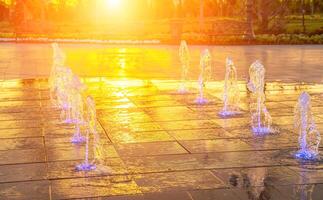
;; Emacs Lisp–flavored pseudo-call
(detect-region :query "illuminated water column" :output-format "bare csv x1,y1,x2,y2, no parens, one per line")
247,60,275,134
195,49,211,104
76,96,102,171
178,40,190,93
219,57,241,117
294,92,321,160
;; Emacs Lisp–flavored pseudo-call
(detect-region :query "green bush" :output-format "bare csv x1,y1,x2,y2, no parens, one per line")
255,34,323,44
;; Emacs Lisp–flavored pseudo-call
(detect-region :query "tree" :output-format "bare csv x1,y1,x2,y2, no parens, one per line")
255,0,290,33
301,0,305,32
246,0,255,39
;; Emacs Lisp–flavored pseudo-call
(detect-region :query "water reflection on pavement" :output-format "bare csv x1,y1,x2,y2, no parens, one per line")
0,43,322,83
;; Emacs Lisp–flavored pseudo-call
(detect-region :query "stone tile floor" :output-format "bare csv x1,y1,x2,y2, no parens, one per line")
0,78,323,200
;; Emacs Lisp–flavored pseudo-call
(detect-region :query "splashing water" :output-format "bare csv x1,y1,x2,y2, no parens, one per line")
245,168,267,199
195,49,212,104
48,43,65,106
75,127,95,171
57,67,74,123
219,57,241,117
48,44,87,144
70,77,86,144
296,166,315,199
86,96,103,164
294,92,321,160
52,43,66,67
178,40,190,93
49,43,66,105
49,43,75,124
247,60,275,134
228,168,267,199
76,96,102,171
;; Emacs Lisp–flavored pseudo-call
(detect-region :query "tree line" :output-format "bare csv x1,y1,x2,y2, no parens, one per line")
0,0,322,33
1,0,322,19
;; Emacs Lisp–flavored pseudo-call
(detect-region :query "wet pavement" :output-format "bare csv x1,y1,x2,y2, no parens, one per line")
0,78,322,199
1,43,323,83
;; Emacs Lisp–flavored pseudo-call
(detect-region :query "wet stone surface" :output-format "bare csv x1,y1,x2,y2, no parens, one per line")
0,79,323,199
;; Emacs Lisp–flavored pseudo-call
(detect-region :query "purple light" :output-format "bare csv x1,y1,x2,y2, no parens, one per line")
71,135,86,144
294,92,321,161
295,150,318,161
251,126,273,135
75,163,96,171
218,110,242,118
195,97,208,105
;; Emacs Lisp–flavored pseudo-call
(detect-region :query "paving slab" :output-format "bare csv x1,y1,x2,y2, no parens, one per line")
0,127,42,139
47,158,128,179
51,176,141,199
0,137,43,150
0,163,47,183
0,78,322,199
47,144,119,162
0,180,50,200
275,184,323,200
178,139,253,153
133,170,225,193
0,148,45,165
212,166,301,188
167,128,230,140
115,141,188,157
108,130,174,144
101,191,192,200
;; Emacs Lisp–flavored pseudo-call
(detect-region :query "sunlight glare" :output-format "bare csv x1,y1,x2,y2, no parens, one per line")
106,0,121,9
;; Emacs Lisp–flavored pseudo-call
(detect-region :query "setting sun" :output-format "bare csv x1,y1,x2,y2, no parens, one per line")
106,0,121,9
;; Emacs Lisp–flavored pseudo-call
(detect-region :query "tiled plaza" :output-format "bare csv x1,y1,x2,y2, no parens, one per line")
0,78,323,200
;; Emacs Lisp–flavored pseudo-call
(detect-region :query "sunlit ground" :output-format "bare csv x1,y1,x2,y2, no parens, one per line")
0,43,323,199
0,43,323,82
0,77,323,199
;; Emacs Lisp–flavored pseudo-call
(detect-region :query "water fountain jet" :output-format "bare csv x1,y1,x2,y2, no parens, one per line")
195,49,212,104
178,40,190,93
57,67,74,124
50,43,66,106
219,57,241,117
247,60,275,134
70,90,86,143
294,92,321,160
76,96,102,171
